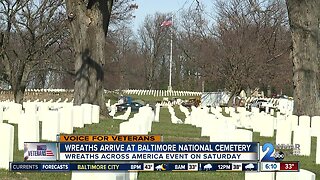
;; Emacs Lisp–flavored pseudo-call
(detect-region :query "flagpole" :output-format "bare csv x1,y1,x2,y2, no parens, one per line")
168,15,173,92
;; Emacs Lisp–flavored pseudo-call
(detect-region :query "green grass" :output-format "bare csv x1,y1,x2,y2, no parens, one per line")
0,96,320,179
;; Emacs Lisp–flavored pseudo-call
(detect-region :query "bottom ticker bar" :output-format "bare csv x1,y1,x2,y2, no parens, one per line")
9,162,259,172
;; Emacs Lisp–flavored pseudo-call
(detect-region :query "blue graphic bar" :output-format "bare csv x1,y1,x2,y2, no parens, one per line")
9,162,259,172
59,142,258,153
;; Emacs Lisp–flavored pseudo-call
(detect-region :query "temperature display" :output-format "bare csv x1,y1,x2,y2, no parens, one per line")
279,162,299,171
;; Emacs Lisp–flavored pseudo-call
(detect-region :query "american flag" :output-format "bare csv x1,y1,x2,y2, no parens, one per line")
37,145,54,156
161,17,173,27
46,150,54,156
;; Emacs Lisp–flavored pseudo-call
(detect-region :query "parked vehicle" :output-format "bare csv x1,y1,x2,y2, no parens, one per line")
116,102,144,112
117,96,132,104
182,97,201,108
247,99,273,112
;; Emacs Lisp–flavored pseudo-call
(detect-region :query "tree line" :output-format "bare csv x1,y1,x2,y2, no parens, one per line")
0,0,292,98
108,0,292,99
1,0,316,116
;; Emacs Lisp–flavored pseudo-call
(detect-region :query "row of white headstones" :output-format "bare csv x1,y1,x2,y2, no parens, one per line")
0,100,100,169
20,88,203,96
3,88,201,95
72,105,155,179
145,102,318,179
0,99,156,180
0,98,318,179
164,104,318,180
23,89,74,92
123,89,202,97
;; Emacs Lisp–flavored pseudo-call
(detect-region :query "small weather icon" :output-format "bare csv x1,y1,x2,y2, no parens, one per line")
204,164,212,170
245,163,255,170
155,164,166,171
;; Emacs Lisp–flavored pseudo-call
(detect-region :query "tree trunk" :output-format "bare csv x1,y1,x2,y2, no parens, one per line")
227,87,241,107
286,0,320,116
11,62,28,104
33,71,46,89
13,86,25,104
66,0,113,116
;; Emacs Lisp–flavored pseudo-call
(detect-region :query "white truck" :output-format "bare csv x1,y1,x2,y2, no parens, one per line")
247,99,273,112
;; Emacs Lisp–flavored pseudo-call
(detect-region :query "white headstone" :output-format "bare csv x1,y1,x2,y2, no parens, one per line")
224,107,230,115
106,99,111,109
252,107,260,114
265,106,269,114
91,105,100,123
201,120,215,137
0,106,3,123
209,122,235,142
113,107,131,120
201,113,218,129
230,129,252,142
299,115,311,128
0,123,14,170
245,172,275,180
216,106,223,113
42,110,60,141
154,104,160,122
270,108,274,116
288,115,298,131
73,106,84,128
260,114,274,137
38,103,49,122
276,169,315,180
59,106,73,134
276,120,292,145
119,121,137,134
5,103,22,123
109,105,116,117
71,171,128,180
168,106,175,116
18,113,39,150
81,104,92,124
171,114,183,124
293,126,311,156
23,102,37,115
117,120,139,180
252,113,264,133
311,116,320,137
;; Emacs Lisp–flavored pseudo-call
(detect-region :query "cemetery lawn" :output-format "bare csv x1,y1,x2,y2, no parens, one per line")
0,105,319,179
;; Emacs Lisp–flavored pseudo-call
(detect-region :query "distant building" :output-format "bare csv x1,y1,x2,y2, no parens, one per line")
201,91,230,107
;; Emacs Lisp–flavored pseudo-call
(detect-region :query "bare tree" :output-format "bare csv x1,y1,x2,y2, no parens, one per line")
138,13,171,89
108,24,135,90
286,0,320,116
177,5,214,91
213,0,290,104
0,0,67,103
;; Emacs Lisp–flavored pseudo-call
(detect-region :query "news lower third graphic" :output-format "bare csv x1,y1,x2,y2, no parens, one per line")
24,143,58,161
58,142,259,161
10,137,301,173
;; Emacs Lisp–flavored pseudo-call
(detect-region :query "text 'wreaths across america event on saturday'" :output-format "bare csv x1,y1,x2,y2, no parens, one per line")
58,142,259,161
